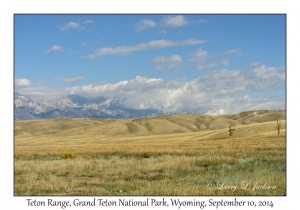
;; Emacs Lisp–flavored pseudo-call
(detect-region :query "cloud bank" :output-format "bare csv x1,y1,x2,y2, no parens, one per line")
15,65,285,115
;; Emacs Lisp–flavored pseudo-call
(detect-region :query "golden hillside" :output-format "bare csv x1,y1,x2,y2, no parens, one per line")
14,109,286,146
14,109,286,196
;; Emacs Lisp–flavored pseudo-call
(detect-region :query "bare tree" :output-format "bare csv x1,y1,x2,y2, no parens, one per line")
276,114,281,135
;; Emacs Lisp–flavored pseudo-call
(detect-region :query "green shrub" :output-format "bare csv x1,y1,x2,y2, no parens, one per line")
61,152,75,159
229,125,235,136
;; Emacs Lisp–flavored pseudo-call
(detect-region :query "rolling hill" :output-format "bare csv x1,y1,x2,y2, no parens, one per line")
14,109,286,144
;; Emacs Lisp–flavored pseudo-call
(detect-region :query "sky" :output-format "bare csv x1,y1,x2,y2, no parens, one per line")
14,14,286,115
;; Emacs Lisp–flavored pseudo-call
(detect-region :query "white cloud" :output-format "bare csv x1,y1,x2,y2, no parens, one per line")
60,22,84,30
157,30,167,34
188,48,242,70
181,38,205,45
197,19,208,23
196,62,217,70
161,15,188,28
135,19,156,32
188,49,212,70
152,54,182,63
67,66,284,113
83,20,94,24
15,78,30,87
150,48,241,72
81,41,89,46
152,54,182,70
155,65,164,72
221,59,229,65
250,62,263,67
81,39,206,60
251,65,285,89
81,41,95,48
189,19,209,26
15,86,69,102
16,65,285,114
193,49,209,59
53,76,85,84
220,49,242,55
46,45,62,54
67,50,77,54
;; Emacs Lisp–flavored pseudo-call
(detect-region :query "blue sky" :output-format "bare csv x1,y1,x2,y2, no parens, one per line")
14,14,286,115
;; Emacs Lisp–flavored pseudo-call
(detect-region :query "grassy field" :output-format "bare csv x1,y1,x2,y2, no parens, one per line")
14,110,286,196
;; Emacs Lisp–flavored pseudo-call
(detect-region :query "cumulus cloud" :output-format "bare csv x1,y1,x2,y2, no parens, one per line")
135,19,156,32
83,20,94,24
67,66,285,113
188,48,242,70
46,45,62,54
53,76,85,84
151,48,240,72
161,15,188,28
15,86,69,102
188,49,212,70
60,22,84,30
250,65,286,90
15,78,31,87
192,49,209,60
14,78,69,102
81,39,206,60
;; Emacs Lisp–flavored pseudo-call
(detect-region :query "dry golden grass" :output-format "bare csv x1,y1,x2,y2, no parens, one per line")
14,112,286,196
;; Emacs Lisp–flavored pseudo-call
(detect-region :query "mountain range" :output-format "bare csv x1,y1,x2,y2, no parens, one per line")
14,92,285,121
14,92,168,120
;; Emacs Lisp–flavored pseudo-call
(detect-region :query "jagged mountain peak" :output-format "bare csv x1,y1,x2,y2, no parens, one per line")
14,93,162,120
37,98,55,108
14,92,34,107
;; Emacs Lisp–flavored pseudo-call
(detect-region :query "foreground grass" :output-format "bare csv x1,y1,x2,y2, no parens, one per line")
14,122,286,196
